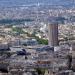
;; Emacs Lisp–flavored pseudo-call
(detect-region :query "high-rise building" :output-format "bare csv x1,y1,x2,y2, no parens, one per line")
48,23,59,47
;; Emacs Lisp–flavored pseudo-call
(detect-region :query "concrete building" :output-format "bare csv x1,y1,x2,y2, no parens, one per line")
48,23,59,47
0,43,9,50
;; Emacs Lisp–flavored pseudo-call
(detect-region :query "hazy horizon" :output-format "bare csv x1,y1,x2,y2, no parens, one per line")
0,0,73,7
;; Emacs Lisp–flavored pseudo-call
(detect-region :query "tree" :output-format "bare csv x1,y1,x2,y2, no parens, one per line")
35,37,48,45
36,68,45,75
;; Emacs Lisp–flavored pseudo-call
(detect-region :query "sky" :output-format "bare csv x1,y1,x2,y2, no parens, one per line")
0,0,73,7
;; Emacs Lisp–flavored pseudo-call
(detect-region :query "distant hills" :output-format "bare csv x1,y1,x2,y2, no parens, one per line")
0,0,74,7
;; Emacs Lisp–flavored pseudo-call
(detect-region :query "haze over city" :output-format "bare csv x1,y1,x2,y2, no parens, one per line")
0,0,74,7
0,0,75,75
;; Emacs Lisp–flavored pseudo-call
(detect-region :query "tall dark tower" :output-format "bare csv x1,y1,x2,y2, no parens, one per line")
48,23,59,47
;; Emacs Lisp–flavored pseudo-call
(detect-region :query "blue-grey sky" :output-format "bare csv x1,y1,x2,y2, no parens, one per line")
0,0,73,7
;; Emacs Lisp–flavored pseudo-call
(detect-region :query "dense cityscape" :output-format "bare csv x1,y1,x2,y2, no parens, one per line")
0,0,75,75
